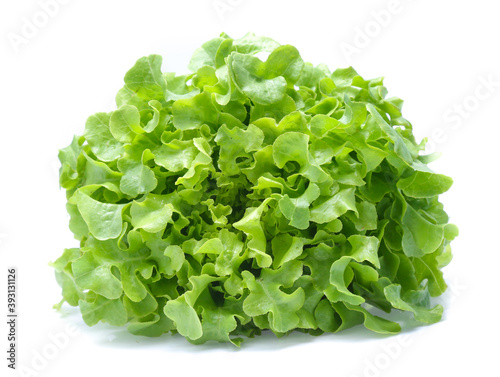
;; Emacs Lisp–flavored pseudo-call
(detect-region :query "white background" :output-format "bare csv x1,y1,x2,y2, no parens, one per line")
1,1,499,376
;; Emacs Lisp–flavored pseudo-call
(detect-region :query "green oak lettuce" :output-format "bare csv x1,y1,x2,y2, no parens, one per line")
52,33,458,346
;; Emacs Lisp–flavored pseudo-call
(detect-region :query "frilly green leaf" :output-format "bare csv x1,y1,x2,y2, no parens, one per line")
53,33,457,345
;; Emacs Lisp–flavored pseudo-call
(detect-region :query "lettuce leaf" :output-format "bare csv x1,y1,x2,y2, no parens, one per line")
52,32,457,346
